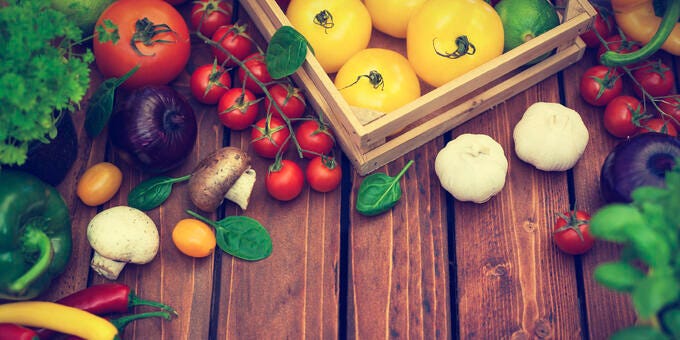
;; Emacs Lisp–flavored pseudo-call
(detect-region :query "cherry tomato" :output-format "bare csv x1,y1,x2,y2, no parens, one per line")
657,95,680,129
579,65,623,107
211,24,254,66
306,156,342,193
190,0,233,38
190,62,231,105
217,88,260,130
632,59,675,98
553,210,594,255
93,0,190,89
77,162,123,207
264,83,306,120
603,95,645,138
638,118,679,136
579,9,614,48
286,0,372,73
172,218,216,258
251,116,291,158
596,34,641,66
364,0,426,38
266,159,305,201
407,0,504,87
236,52,273,95
294,119,335,159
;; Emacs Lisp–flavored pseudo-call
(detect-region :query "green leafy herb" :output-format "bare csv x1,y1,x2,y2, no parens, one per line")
85,65,139,137
96,19,120,44
186,210,272,261
127,174,191,211
265,26,310,79
356,160,414,216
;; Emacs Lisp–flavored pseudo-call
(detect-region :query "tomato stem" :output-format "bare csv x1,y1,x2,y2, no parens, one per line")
433,35,476,59
313,10,334,33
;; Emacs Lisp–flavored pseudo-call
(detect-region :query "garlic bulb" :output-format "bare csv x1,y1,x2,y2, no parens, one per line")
513,102,589,171
434,133,508,203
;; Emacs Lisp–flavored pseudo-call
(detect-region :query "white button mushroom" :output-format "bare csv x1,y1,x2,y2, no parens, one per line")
87,206,160,280
434,133,508,203
513,102,589,171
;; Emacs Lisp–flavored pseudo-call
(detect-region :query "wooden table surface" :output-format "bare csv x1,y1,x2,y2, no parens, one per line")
31,1,654,339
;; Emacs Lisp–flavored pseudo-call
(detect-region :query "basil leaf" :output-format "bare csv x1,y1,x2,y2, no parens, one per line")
632,273,680,318
265,26,309,79
128,174,190,211
356,160,413,216
85,65,139,137
593,261,645,292
610,326,667,340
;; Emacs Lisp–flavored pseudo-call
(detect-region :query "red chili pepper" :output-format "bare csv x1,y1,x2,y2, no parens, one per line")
0,323,39,340
64,310,173,340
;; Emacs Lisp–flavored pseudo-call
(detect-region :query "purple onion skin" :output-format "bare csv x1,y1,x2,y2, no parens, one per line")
109,85,197,173
600,132,680,203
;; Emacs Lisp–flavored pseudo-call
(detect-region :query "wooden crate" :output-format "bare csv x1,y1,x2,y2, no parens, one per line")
241,0,596,175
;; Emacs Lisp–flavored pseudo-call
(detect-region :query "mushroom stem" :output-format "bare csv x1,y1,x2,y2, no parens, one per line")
91,252,127,280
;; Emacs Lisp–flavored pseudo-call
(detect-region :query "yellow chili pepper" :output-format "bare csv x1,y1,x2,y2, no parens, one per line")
0,301,120,340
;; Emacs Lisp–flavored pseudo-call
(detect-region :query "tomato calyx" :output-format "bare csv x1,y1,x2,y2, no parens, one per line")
433,35,476,59
554,211,588,242
219,90,261,114
340,70,385,90
131,18,178,56
320,154,338,170
313,10,334,33
195,0,232,16
251,115,290,150
591,69,621,100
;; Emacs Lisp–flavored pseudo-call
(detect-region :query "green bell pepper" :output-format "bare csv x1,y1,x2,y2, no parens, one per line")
0,169,72,300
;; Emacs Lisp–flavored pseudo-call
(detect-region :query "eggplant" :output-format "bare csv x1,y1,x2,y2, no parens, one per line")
600,132,680,203
109,86,197,173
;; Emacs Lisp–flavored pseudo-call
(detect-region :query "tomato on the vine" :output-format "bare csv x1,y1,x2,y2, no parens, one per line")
237,52,273,95
603,95,645,138
266,159,305,201
596,34,641,65
191,0,234,38
553,210,594,255
579,9,614,48
306,156,342,193
632,59,675,98
657,95,680,129
295,119,335,159
264,83,306,120
190,62,231,105
217,88,260,130
638,118,679,136
251,116,291,158
211,24,254,66
579,65,623,107
93,0,191,89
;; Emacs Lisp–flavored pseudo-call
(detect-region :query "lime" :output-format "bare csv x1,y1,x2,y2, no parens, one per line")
51,0,116,35
495,0,560,64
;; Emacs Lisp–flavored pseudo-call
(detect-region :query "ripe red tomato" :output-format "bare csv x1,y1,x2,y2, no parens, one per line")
579,9,614,48
211,24,254,66
190,63,231,104
596,34,641,65
264,83,306,120
638,118,679,136
579,65,623,107
237,52,273,95
217,88,260,130
553,210,594,255
93,0,191,89
294,119,335,159
266,159,304,201
632,59,675,98
306,156,342,193
191,0,234,38
603,95,644,138
251,116,291,158
657,95,680,129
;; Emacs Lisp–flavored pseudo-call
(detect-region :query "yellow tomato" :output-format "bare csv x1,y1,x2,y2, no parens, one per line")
172,218,216,258
406,0,504,87
364,0,426,39
286,0,372,73
334,48,421,114
76,162,123,206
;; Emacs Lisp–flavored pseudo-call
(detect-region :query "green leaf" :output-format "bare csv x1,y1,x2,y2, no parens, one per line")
631,273,680,318
356,160,413,216
590,204,646,243
593,261,645,292
627,226,671,267
85,65,139,137
661,307,680,337
128,175,191,211
96,19,120,44
610,325,669,340
265,26,309,79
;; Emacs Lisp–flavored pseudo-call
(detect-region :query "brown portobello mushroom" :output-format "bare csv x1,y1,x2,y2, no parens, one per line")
188,147,255,212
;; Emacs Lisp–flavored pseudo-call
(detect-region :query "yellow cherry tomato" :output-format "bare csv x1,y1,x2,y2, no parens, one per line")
76,162,123,206
364,0,426,39
406,0,504,87
286,0,372,73
334,48,421,114
172,218,217,258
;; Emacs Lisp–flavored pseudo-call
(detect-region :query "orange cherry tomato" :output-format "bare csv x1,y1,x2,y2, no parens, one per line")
172,218,217,258
76,162,123,206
